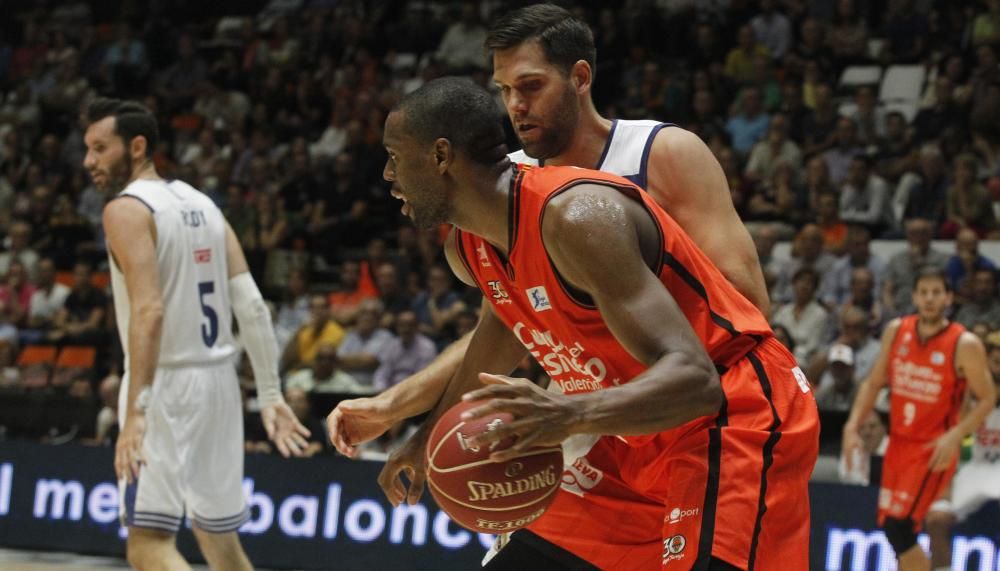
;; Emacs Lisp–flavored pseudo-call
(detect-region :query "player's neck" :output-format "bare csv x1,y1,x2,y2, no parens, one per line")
543,110,612,169
916,315,948,339
126,160,162,187
452,162,515,254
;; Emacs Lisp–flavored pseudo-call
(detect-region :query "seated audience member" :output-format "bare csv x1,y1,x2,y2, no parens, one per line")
815,192,847,255
771,267,831,364
821,117,864,187
821,225,885,306
813,344,858,412
0,339,18,387
945,228,996,300
0,259,35,331
838,155,892,237
23,258,69,343
806,306,880,387
954,268,1000,330
285,342,368,394
328,259,377,325
374,262,413,327
837,267,886,334
772,223,837,303
281,294,345,373
882,218,949,317
941,153,996,238
336,299,394,387
0,221,40,278
411,264,467,344
274,268,311,349
898,144,948,227
48,262,105,346
85,374,120,446
372,310,436,392
744,113,802,188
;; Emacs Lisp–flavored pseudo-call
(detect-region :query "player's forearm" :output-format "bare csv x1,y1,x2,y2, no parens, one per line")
572,350,722,436
845,378,882,432
125,303,163,415
230,273,283,407
953,396,996,439
379,331,471,420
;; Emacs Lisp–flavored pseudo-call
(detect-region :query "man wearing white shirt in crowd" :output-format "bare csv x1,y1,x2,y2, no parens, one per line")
839,155,892,236
285,343,368,394
771,266,831,364
25,258,69,337
336,298,394,387
372,310,436,392
0,221,39,279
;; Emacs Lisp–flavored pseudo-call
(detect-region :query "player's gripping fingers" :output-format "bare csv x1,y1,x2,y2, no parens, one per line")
378,459,408,507
405,465,426,506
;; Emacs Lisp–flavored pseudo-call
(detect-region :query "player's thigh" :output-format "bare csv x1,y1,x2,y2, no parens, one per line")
172,363,249,530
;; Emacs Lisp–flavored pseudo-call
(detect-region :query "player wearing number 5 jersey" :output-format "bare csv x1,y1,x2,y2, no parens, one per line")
843,266,995,571
84,98,310,571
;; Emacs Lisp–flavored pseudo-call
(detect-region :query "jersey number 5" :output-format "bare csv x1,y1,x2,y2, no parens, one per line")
198,281,219,347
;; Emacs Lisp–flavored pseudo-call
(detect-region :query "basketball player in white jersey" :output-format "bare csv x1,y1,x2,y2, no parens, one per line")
327,4,769,565
84,98,310,571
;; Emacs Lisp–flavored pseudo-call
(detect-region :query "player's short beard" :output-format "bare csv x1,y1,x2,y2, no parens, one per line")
518,82,579,160
103,152,134,194
411,192,450,230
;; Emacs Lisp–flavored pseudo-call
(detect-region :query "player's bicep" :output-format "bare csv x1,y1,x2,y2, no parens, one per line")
543,190,708,367
103,198,162,309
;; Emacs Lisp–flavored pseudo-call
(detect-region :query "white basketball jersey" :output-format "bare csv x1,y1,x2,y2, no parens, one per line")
507,119,671,190
972,403,1000,464
110,179,236,367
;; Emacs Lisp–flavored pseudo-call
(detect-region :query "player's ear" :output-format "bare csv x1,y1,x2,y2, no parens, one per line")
130,135,148,162
570,60,592,94
433,138,453,173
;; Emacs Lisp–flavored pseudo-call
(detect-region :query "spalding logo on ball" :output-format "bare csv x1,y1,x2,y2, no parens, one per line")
425,398,563,534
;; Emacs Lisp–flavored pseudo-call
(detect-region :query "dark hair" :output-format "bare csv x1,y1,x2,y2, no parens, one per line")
485,3,596,76
912,265,951,291
393,77,508,167
792,267,820,287
84,97,159,158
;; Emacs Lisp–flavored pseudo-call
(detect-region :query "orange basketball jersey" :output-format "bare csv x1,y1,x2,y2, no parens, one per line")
454,163,773,449
886,315,966,441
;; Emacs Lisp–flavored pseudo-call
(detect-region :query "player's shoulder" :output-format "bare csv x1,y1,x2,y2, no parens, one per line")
957,330,986,354
648,124,707,161
882,317,905,339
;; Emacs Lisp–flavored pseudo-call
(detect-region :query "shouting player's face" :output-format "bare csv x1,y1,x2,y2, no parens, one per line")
493,41,581,160
83,116,134,193
382,111,451,229
912,276,952,323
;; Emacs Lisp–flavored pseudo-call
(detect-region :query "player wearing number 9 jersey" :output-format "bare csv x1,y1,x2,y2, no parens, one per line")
842,266,995,571
85,98,310,570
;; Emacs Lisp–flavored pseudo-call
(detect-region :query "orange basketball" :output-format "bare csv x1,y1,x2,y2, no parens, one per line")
425,399,563,534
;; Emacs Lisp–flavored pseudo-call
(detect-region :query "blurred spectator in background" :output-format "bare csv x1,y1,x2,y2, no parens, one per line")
750,0,791,61
954,268,1000,330
822,117,864,187
898,144,949,228
0,221,39,278
802,82,839,156
336,298,393,387
86,374,119,446
826,0,868,65
274,268,311,349
281,294,344,374
47,262,104,346
744,114,802,189
435,4,487,73
838,154,892,236
845,86,885,146
839,267,886,334
23,257,67,343
726,86,770,155
0,259,35,333
823,226,884,304
284,342,367,394
372,310,435,392
945,228,996,300
771,267,830,364
411,264,466,345
941,153,996,238
725,24,770,86
329,259,377,325
807,306,880,390
773,224,837,303
374,262,412,326
883,218,949,317
815,192,848,255
813,344,859,412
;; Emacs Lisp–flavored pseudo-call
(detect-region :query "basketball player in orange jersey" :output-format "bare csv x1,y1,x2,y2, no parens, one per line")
843,266,995,571
328,5,771,566
375,76,819,570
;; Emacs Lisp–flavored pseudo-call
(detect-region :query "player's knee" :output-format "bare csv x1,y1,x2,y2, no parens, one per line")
125,528,169,569
882,517,918,554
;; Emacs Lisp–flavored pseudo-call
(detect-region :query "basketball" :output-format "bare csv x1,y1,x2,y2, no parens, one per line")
425,398,563,534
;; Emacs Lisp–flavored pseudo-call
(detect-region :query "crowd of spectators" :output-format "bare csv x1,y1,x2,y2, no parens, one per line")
0,0,998,464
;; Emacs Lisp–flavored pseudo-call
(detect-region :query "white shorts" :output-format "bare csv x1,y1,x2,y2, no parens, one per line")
118,360,248,533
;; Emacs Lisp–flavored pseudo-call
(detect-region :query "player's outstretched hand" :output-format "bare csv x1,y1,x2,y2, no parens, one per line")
926,428,962,472
115,414,146,484
378,428,428,507
460,373,579,462
262,402,312,458
327,397,395,458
